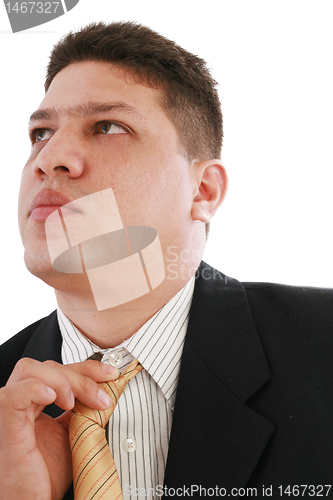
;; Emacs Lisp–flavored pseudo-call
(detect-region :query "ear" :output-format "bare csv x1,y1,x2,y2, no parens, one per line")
191,160,228,223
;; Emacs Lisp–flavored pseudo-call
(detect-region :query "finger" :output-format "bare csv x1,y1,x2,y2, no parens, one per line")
0,380,57,445
47,359,120,409
8,358,119,411
61,359,119,383
10,380,57,411
7,358,75,410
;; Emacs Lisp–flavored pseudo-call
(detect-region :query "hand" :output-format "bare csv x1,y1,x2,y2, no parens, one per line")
0,358,119,500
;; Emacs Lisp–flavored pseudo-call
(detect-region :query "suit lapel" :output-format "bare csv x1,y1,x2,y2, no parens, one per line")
164,262,275,490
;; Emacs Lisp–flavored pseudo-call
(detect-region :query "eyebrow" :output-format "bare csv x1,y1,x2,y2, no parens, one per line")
29,101,142,124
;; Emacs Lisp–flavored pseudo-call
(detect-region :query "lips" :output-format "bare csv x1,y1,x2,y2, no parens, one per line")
30,190,77,222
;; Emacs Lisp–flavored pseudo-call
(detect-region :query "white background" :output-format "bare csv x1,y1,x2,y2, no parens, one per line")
0,1,332,344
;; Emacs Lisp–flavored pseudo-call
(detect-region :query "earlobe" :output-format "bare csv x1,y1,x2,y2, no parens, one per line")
191,160,228,223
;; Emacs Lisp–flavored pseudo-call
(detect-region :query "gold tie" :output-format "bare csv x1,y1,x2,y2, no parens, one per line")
69,358,143,500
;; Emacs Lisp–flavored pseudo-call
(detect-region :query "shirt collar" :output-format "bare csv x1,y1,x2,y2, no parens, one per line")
58,276,195,409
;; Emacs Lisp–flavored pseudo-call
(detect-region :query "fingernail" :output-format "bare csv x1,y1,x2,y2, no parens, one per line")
70,391,75,408
46,386,57,400
102,364,119,376
98,388,112,408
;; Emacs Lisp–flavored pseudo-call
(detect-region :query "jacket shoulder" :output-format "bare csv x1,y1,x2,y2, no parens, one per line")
242,281,333,326
0,312,57,388
241,281,333,376
243,280,333,297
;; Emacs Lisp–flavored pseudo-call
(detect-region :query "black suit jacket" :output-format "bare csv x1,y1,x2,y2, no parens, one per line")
1,262,333,499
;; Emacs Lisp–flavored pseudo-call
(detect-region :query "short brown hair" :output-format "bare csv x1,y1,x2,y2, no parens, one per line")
45,21,223,162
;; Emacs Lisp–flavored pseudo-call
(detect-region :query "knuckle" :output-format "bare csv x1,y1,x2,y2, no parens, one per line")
81,359,99,373
26,377,43,393
79,359,95,369
80,375,96,393
43,360,69,384
43,359,59,369
14,357,36,375
82,359,93,367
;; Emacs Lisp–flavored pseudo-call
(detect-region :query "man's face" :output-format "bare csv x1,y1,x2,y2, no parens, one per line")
18,61,197,286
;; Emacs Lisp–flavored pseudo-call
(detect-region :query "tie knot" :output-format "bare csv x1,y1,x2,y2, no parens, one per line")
71,358,143,428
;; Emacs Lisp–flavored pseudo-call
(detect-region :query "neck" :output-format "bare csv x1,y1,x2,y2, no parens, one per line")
53,228,206,348
55,273,193,348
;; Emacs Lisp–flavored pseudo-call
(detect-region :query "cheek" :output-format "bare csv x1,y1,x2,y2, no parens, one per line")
85,143,189,221
18,164,34,220
113,174,184,228
18,168,30,204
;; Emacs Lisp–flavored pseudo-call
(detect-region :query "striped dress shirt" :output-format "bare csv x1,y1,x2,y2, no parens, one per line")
58,277,195,499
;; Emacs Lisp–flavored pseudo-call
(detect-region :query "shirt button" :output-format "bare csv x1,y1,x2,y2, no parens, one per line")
123,438,137,453
107,350,123,367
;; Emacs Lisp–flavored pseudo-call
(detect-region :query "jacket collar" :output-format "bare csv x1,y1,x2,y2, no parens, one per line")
22,311,62,364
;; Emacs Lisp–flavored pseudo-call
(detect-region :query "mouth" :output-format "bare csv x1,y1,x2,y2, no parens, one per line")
30,190,78,222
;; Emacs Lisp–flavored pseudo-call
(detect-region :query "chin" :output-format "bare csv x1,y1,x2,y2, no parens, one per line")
24,249,57,282
24,250,92,295
22,235,62,285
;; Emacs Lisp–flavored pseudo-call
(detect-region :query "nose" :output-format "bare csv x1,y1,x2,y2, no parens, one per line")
32,128,86,180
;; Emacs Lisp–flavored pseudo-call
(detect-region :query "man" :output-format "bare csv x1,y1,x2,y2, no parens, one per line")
0,21,332,500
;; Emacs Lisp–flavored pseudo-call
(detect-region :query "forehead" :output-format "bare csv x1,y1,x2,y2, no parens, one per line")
37,60,171,127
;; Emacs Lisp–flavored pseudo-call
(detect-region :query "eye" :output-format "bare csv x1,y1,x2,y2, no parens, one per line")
31,128,53,144
96,122,128,135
